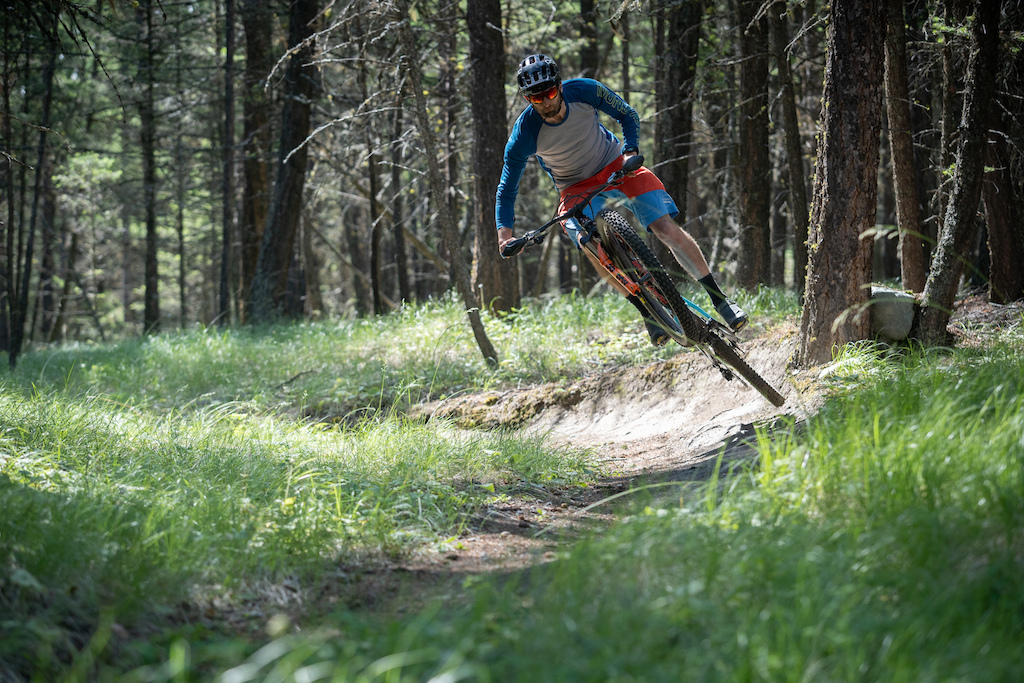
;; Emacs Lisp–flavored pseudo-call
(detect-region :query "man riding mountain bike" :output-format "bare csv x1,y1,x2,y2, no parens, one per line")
495,53,747,345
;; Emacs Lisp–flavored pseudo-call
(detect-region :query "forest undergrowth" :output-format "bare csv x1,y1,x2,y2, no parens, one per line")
2,291,1024,681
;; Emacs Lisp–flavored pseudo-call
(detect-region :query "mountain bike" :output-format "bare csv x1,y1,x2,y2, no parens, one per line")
501,155,786,408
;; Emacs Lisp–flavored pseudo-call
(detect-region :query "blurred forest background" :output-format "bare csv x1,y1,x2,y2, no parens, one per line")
1,0,1022,367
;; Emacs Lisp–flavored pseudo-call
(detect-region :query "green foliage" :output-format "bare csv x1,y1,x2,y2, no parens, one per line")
134,329,1024,681
2,300,619,678
14,291,792,419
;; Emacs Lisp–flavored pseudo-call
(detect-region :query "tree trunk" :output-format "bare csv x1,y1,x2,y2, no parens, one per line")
219,0,236,325
238,0,274,322
984,101,1024,304
620,12,631,100
653,0,702,272
769,1,809,296
579,0,599,78
736,0,771,290
796,0,886,367
248,0,319,324
391,99,411,304
884,0,927,292
916,0,1001,342
936,1,969,234
1,14,13,354
138,0,160,335
468,0,518,314
397,1,497,367
343,205,371,316
301,212,323,315
356,38,385,317
35,167,57,340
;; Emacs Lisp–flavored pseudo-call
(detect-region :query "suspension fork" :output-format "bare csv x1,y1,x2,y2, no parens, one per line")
585,240,642,298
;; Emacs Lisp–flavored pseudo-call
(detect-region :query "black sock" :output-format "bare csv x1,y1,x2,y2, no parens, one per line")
698,274,727,308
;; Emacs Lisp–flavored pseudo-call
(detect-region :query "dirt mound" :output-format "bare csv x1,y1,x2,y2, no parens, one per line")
416,322,818,478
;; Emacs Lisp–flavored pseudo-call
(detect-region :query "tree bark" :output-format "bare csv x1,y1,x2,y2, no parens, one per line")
916,0,1001,342
796,0,886,366
248,0,319,324
219,0,236,325
579,0,600,78
343,205,371,316
238,0,273,322
769,1,809,296
653,0,702,272
391,98,411,304
736,0,771,290
468,0,518,314
983,136,1024,304
983,80,1024,304
138,0,161,335
396,1,497,367
884,0,927,292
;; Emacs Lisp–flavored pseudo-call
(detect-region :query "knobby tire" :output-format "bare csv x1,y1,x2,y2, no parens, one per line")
597,209,786,408
597,210,703,343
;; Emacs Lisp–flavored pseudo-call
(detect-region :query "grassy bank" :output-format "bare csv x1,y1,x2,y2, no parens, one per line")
132,335,1024,680
12,291,1020,681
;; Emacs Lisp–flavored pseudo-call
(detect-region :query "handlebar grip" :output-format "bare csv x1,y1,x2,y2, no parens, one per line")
621,154,645,175
501,237,526,259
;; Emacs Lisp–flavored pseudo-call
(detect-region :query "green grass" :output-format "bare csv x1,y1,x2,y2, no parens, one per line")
11,288,939,681
11,288,793,420
113,321,1024,681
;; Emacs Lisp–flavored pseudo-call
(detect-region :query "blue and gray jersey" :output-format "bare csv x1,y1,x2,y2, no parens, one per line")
495,78,640,231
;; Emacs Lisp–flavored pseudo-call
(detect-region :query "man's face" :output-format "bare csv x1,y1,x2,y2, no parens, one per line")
525,84,562,122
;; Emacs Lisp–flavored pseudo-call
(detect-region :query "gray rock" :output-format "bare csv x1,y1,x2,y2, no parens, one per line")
871,286,916,340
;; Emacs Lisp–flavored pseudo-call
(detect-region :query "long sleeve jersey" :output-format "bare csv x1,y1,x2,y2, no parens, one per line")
494,78,640,231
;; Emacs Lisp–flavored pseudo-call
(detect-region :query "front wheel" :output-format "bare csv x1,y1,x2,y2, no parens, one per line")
596,209,704,345
708,335,786,407
598,209,786,407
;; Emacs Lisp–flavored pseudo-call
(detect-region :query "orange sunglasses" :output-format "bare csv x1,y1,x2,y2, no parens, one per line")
524,85,559,104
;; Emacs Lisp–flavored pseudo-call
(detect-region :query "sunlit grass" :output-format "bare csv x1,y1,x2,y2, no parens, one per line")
155,332,1024,681
13,290,799,422
0,380,591,678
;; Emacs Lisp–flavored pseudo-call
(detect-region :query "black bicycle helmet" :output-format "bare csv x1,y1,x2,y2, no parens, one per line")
517,54,561,96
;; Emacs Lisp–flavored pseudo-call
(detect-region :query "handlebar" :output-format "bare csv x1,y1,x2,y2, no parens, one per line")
501,154,645,259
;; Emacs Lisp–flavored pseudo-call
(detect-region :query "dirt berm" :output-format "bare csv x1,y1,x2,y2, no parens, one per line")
414,322,819,480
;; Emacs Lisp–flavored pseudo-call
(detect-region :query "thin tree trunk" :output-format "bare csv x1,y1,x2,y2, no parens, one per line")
344,204,371,316
219,0,236,324
736,0,771,289
177,145,187,327
769,1,809,296
396,2,497,367
391,97,411,304
580,0,599,78
468,0,518,313
916,0,1001,342
301,212,323,315
138,0,160,335
884,0,926,292
1,13,13,353
35,167,56,340
983,110,1024,304
11,47,57,367
652,0,702,271
620,13,630,100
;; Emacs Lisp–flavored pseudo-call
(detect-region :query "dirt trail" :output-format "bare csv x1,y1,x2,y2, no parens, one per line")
388,323,821,588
